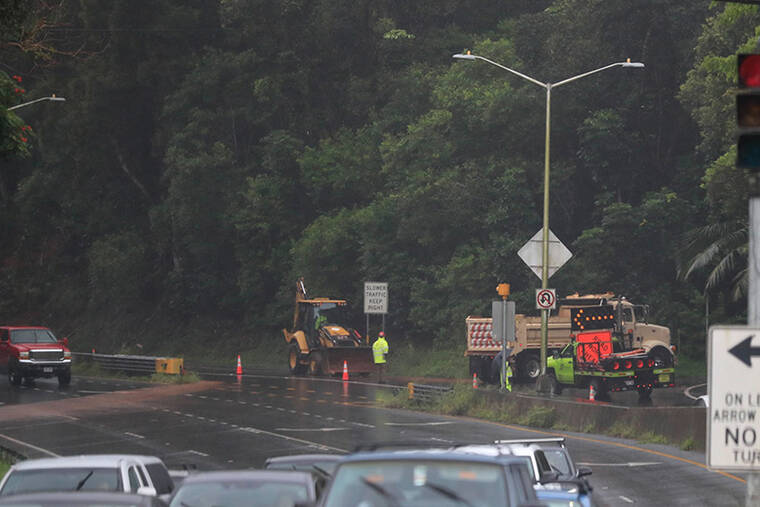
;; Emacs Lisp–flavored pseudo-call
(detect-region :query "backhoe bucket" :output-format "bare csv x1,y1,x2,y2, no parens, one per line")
324,346,374,375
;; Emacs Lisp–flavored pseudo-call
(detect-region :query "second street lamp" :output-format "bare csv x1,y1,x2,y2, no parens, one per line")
453,52,644,390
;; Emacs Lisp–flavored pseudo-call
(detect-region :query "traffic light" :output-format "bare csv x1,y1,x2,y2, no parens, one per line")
570,305,615,332
737,54,760,194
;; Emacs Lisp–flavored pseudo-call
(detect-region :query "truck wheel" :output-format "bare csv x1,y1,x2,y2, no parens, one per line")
8,366,22,386
648,347,673,368
308,352,324,376
519,354,541,381
288,343,307,375
58,370,72,387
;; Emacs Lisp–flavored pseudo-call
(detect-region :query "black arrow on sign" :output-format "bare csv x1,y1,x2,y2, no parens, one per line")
729,335,760,367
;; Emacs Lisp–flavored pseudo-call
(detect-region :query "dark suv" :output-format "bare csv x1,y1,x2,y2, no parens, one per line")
0,326,72,386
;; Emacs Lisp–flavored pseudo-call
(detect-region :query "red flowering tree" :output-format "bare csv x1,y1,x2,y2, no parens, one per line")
0,71,33,158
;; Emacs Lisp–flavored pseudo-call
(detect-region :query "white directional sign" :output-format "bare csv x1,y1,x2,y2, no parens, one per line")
364,282,388,314
518,228,572,280
707,326,760,470
536,289,557,310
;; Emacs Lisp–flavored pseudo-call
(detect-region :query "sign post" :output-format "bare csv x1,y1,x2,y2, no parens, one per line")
364,282,388,341
518,228,571,391
493,284,515,392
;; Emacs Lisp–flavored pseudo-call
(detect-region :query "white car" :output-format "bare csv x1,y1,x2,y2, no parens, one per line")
0,454,174,502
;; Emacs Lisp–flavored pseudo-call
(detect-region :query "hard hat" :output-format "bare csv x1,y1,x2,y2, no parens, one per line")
379,331,385,337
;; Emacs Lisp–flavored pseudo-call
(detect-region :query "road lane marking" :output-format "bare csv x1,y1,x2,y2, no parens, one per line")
188,449,209,456
124,432,144,439
578,462,660,467
619,495,635,504
0,433,60,457
236,426,346,453
384,421,453,426
274,428,350,432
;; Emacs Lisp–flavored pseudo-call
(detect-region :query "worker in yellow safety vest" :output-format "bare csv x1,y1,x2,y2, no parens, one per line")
501,356,514,392
372,331,389,383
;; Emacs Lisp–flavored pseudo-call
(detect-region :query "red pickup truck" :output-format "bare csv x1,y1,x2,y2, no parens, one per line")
0,326,72,386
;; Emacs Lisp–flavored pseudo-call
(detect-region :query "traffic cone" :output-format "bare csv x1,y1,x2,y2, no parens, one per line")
236,355,243,375
589,383,596,401
472,373,478,389
342,360,349,381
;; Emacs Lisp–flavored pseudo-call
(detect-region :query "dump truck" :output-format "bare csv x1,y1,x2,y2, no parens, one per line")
466,293,676,383
282,278,373,376
546,305,676,400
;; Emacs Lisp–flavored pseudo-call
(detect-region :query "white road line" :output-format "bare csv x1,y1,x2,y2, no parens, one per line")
236,426,347,453
384,421,453,426
187,449,209,457
274,428,350,432
124,432,145,439
0,433,60,457
619,495,635,504
351,422,376,428
577,462,661,467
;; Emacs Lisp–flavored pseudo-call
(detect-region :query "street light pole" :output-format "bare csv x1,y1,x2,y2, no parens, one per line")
8,95,66,111
453,53,644,389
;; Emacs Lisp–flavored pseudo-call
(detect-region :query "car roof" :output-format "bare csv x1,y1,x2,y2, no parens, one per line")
339,448,531,466
0,491,156,505
265,454,343,465
180,470,313,485
0,326,50,331
10,455,164,470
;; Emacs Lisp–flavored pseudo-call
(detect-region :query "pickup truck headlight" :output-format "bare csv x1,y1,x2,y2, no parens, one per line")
63,350,71,359
19,351,29,359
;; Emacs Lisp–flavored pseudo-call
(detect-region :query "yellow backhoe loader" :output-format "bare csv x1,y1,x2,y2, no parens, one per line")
282,278,374,376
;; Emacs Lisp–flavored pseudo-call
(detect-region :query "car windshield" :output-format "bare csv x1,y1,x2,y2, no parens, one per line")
0,468,121,496
169,481,308,507
542,450,573,478
323,460,507,507
9,329,57,345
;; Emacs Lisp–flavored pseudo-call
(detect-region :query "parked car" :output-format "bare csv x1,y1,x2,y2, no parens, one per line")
0,455,174,503
0,326,72,386
264,454,343,497
319,448,543,507
168,470,316,507
0,491,167,506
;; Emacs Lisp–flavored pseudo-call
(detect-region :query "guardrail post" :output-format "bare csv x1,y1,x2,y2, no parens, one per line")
408,382,414,400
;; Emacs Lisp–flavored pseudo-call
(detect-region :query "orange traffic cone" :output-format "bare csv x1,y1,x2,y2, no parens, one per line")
589,383,596,401
236,355,243,375
472,373,478,389
342,360,349,381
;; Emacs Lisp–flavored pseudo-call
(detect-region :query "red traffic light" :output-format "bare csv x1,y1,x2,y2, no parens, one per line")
739,54,760,88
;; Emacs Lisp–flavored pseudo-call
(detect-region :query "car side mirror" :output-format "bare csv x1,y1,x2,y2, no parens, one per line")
577,466,592,477
136,486,157,497
538,470,559,484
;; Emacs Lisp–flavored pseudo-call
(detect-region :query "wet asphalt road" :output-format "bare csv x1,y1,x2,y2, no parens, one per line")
0,373,747,506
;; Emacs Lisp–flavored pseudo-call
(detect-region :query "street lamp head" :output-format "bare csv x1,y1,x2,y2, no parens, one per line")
621,58,644,68
453,53,476,60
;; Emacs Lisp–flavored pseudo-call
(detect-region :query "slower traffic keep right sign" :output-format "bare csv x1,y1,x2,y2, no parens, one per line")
708,326,760,470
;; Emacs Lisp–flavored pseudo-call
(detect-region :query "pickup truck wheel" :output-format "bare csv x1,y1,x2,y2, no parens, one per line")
288,343,307,375
519,354,541,381
8,367,22,386
58,370,71,387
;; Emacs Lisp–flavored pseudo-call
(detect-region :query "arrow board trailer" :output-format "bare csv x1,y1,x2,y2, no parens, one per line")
708,326,760,471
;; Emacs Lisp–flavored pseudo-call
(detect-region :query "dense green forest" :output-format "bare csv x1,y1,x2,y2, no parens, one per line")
0,0,757,362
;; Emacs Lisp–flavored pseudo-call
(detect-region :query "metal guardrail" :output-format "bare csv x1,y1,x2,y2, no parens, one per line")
72,352,184,375
406,382,453,401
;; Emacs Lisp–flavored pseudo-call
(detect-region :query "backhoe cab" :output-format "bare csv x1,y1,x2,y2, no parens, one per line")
282,278,373,376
